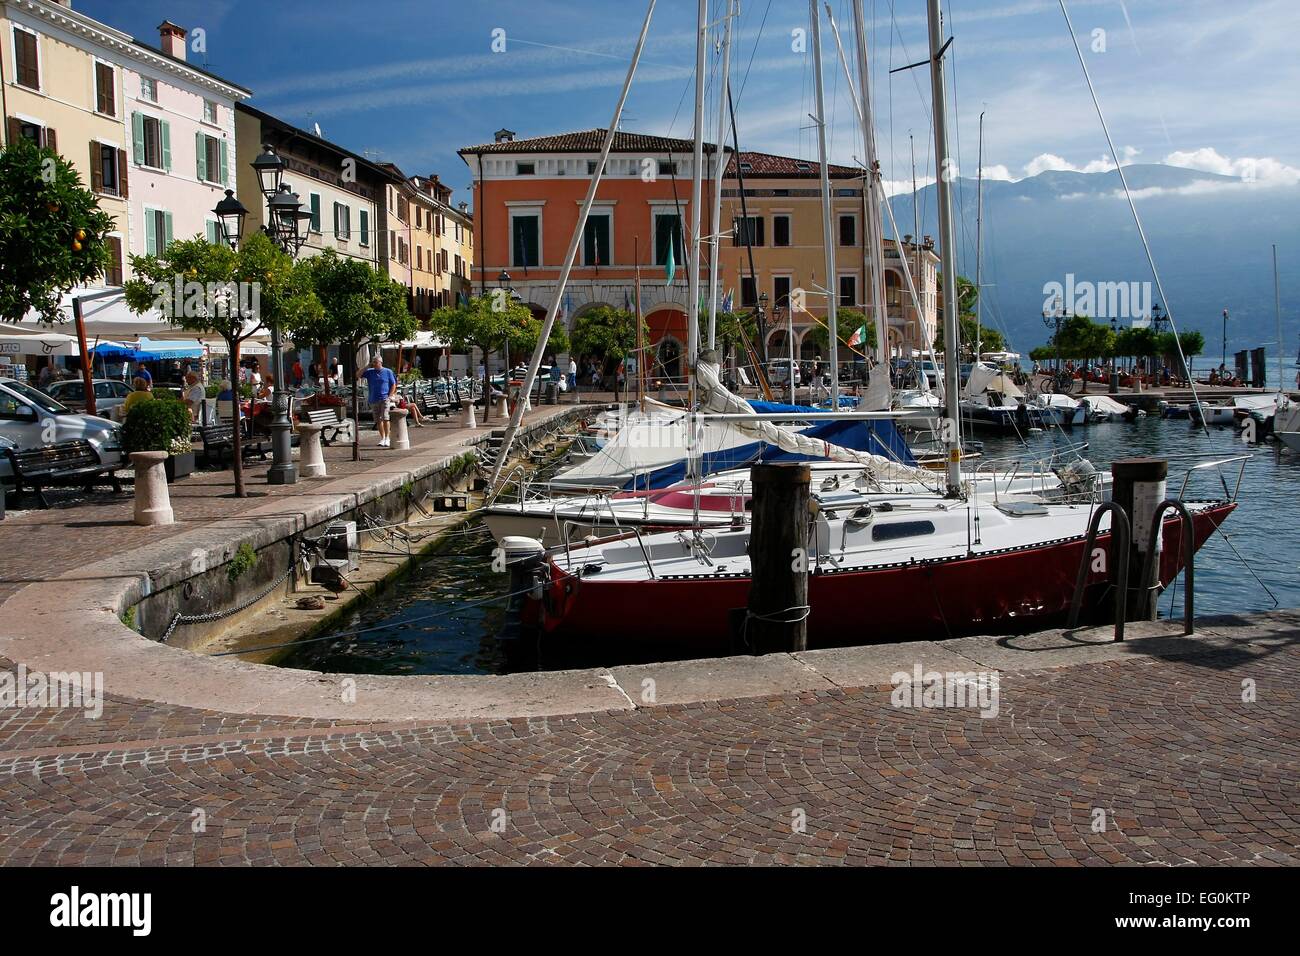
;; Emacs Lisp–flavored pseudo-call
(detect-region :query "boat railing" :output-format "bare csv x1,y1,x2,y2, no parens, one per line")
1139,500,1196,635
1066,502,1132,642
1169,454,1250,502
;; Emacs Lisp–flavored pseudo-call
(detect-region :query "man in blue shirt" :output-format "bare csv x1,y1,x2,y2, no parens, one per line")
359,355,398,448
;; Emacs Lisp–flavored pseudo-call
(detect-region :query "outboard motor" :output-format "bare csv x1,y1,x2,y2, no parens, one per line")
498,536,547,646
1053,458,1099,500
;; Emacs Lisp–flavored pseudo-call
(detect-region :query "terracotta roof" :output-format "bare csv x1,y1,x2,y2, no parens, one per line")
725,151,861,180
459,129,723,156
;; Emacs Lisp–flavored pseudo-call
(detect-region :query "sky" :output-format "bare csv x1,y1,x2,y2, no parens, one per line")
77,0,1300,206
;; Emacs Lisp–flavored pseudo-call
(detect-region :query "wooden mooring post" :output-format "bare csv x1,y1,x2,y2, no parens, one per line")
1110,457,1169,621
745,462,812,653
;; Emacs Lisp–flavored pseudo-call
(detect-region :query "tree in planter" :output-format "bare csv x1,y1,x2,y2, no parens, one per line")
430,294,530,419
123,231,321,496
121,391,191,457
0,138,114,324
570,305,646,400
507,311,570,403
301,251,414,461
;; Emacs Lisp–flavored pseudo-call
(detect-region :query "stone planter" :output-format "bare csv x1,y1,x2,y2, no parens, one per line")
164,450,195,482
389,407,410,450
297,422,327,478
130,451,173,526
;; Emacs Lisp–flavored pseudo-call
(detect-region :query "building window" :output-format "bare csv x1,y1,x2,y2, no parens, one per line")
203,100,218,124
583,214,610,267
132,113,170,170
195,132,225,185
838,274,857,309
516,162,535,176
94,62,115,116
658,160,677,176
140,76,157,102
741,277,757,308
511,214,539,268
145,208,173,256
839,215,857,247
334,202,351,240
308,194,321,233
654,213,683,267
885,270,903,307
90,142,124,197
586,160,606,176
104,236,123,285
12,27,38,91
773,215,791,248
9,119,53,150
398,237,408,265
774,276,792,309
359,209,369,246
733,216,764,247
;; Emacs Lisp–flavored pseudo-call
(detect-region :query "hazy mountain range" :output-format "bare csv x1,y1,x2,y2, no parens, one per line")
886,164,1300,369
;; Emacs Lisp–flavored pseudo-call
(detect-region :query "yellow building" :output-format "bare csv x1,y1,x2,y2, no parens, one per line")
719,150,939,363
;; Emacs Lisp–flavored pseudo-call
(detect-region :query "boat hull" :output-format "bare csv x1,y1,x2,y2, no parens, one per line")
530,504,1234,647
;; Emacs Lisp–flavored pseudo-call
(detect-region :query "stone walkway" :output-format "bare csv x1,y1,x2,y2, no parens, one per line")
1,396,1297,866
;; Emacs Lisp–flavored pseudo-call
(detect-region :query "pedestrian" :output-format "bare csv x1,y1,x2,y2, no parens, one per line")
137,364,153,387
359,355,398,448
184,371,205,423
123,376,153,415
568,356,577,395
36,362,54,389
291,358,304,388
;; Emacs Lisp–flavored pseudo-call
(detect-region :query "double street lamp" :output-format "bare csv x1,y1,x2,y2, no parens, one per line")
212,143,310,485
1042,294,1065,376
1109,314,1119,395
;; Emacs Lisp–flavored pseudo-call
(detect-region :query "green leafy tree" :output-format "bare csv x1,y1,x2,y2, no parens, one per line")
430,293,530,418
301,250,414,460
124,231,319,496
802,308,878,359
1156,329,1204,380
570,306,648,398
935,315,1004,357
0,138,114,323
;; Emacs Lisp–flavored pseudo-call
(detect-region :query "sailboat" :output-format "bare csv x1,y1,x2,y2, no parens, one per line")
506,0,1235,648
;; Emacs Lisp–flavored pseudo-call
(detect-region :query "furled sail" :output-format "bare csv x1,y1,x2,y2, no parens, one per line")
695,356,938,488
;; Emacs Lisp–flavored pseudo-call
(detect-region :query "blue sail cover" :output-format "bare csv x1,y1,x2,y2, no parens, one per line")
624,401,915,489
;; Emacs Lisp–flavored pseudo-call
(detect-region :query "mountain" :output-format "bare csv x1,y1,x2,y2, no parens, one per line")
886,164,1300,369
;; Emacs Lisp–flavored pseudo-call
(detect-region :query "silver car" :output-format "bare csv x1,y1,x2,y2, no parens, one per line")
0,378,125,480
43,378,134,415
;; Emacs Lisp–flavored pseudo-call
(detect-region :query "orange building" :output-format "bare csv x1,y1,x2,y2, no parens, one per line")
459,128,939,377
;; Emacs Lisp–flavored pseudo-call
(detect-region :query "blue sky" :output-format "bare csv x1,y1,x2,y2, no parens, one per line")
79,0,1300,205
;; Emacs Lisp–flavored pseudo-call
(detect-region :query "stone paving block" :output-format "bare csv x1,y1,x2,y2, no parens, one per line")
605,653,833,706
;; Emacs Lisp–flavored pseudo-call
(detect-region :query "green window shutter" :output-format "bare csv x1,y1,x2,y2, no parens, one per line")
219,139,228,185
195,131,207,182
145,210,157,255
132,112,144,165
359,209,369,246
206,221,217,244
160,120,171,171
163,211,174,248
310,194,320,232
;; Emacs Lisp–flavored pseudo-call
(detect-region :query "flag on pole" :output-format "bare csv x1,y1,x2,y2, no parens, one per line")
722,288,734,312
665,240,675,286
847,325,866,347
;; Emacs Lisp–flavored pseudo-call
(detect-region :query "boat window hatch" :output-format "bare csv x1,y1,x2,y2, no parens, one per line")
871,520,936,542
996,501,1050,517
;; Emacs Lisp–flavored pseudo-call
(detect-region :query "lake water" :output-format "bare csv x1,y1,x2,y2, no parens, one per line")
278,415,1299,676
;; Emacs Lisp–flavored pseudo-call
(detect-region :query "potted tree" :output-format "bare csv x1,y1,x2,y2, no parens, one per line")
122,392,195,482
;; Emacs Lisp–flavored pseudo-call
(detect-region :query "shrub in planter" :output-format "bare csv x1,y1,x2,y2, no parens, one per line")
122,392,191,456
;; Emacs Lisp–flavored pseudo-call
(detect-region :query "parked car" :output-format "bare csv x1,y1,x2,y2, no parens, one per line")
42,378,134,415
767,361,801,387
0,378,125,481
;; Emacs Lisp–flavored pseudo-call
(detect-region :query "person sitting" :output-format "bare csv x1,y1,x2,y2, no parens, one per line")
184,372,205,423
122,376,153,415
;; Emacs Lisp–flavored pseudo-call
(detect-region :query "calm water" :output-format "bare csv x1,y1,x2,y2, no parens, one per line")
279,417,1300,676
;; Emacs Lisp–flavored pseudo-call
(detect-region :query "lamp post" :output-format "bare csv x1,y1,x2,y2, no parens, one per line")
1109,314,1119,395
1221,307,1229,376
243,144,310,484
1042,294,1064,379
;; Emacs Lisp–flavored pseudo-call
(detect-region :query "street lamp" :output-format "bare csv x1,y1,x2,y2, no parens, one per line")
1109,314,1119,395
1150,301,1166,334
1042,294,1064,379
247,145,309,485
212,189,248,249
1221,307,1229,376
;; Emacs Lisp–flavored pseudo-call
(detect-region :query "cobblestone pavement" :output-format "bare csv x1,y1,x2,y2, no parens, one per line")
0,646,1295,865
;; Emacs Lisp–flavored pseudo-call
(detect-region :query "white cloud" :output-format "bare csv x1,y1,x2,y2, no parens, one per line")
1023,146,1140,177
1163,147,1300,185
980,164,1015,181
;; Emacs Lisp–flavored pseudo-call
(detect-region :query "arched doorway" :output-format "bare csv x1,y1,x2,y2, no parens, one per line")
656,337,682,380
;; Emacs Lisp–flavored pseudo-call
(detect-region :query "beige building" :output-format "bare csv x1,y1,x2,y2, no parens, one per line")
720,150,939,363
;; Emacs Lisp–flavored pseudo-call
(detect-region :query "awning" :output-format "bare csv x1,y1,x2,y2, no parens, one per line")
392,330,447,349
203,339,271,356
0,324,86,357
136,337,204,359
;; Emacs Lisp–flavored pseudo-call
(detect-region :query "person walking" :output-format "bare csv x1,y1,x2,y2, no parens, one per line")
359,355,398,448
568,356,578,399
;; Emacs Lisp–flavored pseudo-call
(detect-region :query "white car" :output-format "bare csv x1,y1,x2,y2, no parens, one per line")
43,378,134,416
0,379,125,481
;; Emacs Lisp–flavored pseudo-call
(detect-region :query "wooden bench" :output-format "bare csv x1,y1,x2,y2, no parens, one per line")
301,406,353,445
199,423,268,467
4,439,122,509
416,393,454,421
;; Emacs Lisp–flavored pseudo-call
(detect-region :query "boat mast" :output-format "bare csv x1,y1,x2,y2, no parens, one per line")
1275,243,1284,397
688,0,707,389
636,235,646,413
810,0,840,407
706,0,735,351
487,0,658,489
974,110,984,362
848,0,888,369
927,0,962,494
